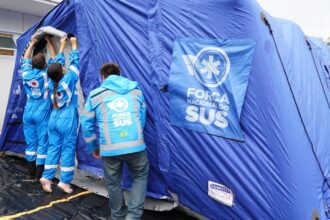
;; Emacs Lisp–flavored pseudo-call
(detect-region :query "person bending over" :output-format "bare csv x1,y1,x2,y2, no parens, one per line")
40,37,79,194
81,63,149,220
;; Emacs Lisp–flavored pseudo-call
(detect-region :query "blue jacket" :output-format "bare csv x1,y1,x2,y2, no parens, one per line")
48,50,80,109
81,75,147,157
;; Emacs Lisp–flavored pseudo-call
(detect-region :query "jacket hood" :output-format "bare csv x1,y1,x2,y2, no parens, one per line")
100,75,138,94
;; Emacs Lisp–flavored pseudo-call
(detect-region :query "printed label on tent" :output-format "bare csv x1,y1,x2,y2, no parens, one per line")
208,181,234,207
169,38,255,140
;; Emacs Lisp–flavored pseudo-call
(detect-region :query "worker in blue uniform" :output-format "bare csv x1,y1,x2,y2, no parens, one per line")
40,36,79,194
80,63,149,220
21,35,57,179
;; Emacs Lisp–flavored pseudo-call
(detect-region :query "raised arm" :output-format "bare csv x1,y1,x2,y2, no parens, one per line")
68,37,79,71
70,37,77,51
45,35,56,59
23,37,38,59
50,37,67,66
59,37,67,53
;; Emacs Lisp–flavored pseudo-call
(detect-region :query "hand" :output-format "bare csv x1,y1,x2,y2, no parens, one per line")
70,37,77,45
60,37,67,46
30,37,38,45
92,149,101,159
44,34,51,42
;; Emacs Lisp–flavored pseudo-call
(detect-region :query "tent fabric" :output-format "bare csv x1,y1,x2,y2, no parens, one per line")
308,37,330,106
1,0,330,219
268,17,330,185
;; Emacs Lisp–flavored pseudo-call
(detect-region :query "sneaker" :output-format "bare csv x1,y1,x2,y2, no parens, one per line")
57,182,73,194
40,177,52,193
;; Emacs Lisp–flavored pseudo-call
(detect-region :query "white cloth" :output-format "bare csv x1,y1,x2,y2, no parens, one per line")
33,26,67,39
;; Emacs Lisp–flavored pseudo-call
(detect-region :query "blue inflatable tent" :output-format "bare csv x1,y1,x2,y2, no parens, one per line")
1,0,330,219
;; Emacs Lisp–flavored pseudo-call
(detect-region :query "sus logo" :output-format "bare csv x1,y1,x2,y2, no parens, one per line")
107,98,129,112
183,47,231,88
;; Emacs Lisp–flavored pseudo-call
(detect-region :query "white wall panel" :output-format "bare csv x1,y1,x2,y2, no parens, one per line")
0,9,23,33
0,9,40,133
0,55,15,133
23,14,40,32
0,8,40,34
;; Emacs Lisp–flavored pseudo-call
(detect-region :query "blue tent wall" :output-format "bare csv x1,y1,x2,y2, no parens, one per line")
1,0,330,219
73,0,169,198
147,0,330,219
308,37,330,106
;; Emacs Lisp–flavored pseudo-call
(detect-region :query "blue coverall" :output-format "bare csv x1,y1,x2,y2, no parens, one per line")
42,49,79,184
21,56,56,165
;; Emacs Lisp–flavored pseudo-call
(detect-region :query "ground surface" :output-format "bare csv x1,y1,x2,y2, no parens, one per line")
0,155,196,220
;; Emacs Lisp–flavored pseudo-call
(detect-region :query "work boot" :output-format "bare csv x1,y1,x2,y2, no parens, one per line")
57,182,73,194
35,164,44,179
40,177,53,193
27,161,37,178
